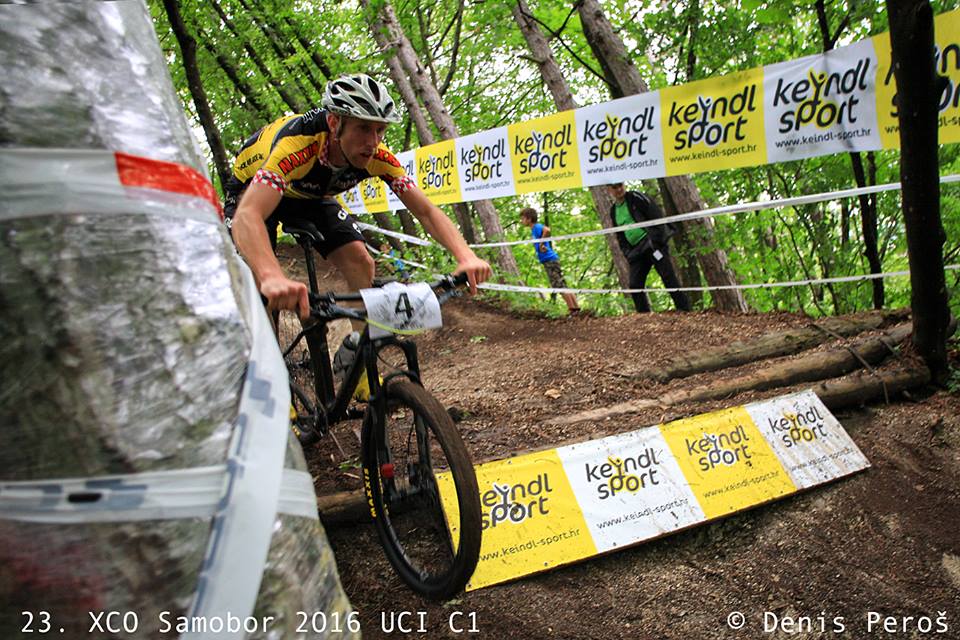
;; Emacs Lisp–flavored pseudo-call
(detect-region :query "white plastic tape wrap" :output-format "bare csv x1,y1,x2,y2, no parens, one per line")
0,2,356,639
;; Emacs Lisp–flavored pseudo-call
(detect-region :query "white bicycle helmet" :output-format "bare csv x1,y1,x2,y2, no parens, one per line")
322,74,402,124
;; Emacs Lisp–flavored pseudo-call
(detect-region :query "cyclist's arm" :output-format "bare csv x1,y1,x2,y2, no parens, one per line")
397,185,492,294
232,181,310,319
541,225,552,237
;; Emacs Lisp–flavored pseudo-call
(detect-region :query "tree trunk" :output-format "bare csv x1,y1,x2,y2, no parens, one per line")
368,12,477,245
850,152,885,308
282,15,334,79
577,0,749,312
161,0,230,189
629,309,909,382
197,29,271,121
887,0,951,383
511,0,631,290
813,2,884,309
234,0,316,105
208,0,305,113
369,0,519,280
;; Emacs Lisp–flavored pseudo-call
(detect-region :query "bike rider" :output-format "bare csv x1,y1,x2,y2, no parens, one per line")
227,74,492,321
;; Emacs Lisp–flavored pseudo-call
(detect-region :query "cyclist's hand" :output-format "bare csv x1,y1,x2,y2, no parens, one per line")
454,255,492,295
260,274,309,320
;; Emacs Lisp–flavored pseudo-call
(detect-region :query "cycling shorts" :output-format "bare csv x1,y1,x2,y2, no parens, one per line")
224,183,364,258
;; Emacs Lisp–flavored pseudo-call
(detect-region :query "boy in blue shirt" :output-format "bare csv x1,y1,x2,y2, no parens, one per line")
520,208,581,315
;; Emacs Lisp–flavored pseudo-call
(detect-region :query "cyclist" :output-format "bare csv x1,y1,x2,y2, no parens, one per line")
227,73,492,321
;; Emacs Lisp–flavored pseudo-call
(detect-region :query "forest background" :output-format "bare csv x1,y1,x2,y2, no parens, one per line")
149,0,960,320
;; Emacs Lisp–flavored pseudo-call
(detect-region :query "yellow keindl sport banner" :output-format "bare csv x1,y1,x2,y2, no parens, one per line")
509,111,581,194
658,406,796,520
415,138,461,205
446,450,595,591
439,390,869,591
359,173,388,212
661,68,767,176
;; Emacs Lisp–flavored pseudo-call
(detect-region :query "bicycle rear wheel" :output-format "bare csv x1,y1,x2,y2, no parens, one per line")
362,379,481,599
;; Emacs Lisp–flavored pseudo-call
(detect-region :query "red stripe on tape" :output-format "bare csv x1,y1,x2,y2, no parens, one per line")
114,152,224,220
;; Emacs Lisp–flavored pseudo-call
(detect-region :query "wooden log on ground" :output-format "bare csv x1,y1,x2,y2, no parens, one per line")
553,318,958,426
554,322,914,425
317,489,370,525
815,366,931,410
630,309,909,383
654,322,914,406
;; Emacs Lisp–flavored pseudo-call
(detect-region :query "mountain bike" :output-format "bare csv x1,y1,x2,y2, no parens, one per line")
278,217,481,599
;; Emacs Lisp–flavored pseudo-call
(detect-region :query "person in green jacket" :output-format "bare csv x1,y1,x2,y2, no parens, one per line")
607,182,691,313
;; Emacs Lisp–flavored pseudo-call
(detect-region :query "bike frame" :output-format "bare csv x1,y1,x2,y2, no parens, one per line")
293,233,423,432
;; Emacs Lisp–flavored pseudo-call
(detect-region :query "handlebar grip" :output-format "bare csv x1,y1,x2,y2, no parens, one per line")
451,272,470,287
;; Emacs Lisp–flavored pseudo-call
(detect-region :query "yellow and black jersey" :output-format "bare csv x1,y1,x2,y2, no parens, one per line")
228,109,414,199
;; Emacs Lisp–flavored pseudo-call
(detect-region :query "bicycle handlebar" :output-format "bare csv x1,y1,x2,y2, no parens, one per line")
308,272,469,321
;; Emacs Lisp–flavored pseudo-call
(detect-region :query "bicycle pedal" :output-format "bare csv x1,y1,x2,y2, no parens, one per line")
293,425,320,446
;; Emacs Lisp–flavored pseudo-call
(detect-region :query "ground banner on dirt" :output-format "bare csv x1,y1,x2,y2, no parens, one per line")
440,390,869,591
340,9,959,214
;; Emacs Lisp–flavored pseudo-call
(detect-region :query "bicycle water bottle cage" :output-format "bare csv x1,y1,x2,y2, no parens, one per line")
280,216,325,247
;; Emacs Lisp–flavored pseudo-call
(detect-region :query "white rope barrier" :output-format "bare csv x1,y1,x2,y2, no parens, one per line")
355,177,960,298
365,238,959,297
474,264,960,296
471,173,960,248
356,221,432,246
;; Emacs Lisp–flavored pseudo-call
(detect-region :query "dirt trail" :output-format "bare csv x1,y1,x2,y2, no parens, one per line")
280,247,960,639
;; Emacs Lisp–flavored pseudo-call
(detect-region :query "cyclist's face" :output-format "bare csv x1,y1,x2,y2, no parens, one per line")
338,116,388,167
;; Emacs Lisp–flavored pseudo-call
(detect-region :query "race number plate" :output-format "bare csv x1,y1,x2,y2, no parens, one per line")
360,282,443,339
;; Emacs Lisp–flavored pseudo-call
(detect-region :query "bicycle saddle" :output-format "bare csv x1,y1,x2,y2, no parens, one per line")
280,215,325,246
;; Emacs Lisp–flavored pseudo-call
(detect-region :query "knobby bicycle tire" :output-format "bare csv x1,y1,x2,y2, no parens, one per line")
362,379,481,599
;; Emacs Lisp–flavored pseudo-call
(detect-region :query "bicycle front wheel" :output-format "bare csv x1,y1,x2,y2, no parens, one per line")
362,379,481,599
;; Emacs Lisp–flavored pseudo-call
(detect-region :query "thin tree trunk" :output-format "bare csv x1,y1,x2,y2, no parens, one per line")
850,152,885,308
888,0,951,382
368,13,477,245
813,1,884,309
283,15,334,80
656,181,704,308
234,0,316,105
673,0,707,308
577,0,748,312
208,0,304,113
197,28,271,120
161,0,230,188
369,0,518,279
511,0,630,290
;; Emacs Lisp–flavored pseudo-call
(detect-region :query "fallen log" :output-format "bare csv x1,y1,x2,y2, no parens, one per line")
317,489,370,525
650,322,913,407
553,322,916,425
814,365,931,410
630,309,909,383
